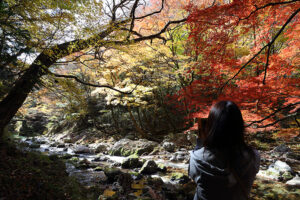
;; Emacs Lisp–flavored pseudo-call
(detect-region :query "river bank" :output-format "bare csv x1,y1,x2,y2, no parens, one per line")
1,132,298,200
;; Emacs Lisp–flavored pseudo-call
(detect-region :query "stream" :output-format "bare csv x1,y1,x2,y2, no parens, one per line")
17,136,189,188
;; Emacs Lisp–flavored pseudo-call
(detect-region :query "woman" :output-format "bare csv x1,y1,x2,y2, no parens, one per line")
189,101,260,200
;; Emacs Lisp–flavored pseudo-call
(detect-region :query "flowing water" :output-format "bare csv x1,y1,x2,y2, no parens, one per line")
17,136,189,187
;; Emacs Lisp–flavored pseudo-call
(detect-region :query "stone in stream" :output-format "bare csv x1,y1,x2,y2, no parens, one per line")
170,172,191,184
273,144,291,153
35,140,46,144
139,160,158,175
109,138,158,156
57,143,66,148
170,151,189,162
257,160,294,181
104,167,122,183
60,154,73,159
72,145,92,154
89,143,108,153
29,144,40,149
93,155,109,162
286,175,300,188
157,163,167,172
121,155,144,169
162,141,175,152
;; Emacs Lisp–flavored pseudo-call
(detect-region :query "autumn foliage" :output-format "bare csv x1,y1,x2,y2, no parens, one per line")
168,0,300,131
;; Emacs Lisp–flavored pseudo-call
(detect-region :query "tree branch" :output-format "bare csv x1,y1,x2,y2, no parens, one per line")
219,7,300,93
50,72,138,95
254,113,298,128
245,101,300,127
135,0,165,20
238,0,300,22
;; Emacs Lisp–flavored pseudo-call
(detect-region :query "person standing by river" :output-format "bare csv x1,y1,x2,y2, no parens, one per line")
189,101,260,200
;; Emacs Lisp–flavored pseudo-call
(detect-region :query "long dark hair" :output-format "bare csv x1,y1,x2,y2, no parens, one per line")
204,101,252,159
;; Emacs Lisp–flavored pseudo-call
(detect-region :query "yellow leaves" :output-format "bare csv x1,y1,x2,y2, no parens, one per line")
131,179,145,189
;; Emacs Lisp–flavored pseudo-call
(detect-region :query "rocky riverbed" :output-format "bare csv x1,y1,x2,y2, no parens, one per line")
13,133,300,200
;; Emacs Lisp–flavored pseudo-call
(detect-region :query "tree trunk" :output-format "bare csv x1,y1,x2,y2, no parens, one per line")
0,62,47,138
0,27,116,139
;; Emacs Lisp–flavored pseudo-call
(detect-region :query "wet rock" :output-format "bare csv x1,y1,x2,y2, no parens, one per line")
286,175,300,187
63,138,73,143
258,160,293,181
72,145,92,154
90,143,108,153
60,154,72,159
162,142,175,152
118,173,133,192
286,152,300,161
94,166,104,171
50,142,58,147
104,167,122,183
171,173,190,184
157,163,167,173
121,155,143,169
273,144,290,153
71,171,107,186
109,138,158,156
63,147,68,151
77,158,93,169
57,143,66,148
93,155,108,162
170,151,189,162
186,131,197,146
36,140,46,144
29,144,40,149
139,160,158,175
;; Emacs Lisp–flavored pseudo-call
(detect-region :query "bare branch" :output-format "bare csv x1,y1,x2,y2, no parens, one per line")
135,0,165,20
254,113,298,128
50,72,136,95
245,101,300,127
238,0,300,22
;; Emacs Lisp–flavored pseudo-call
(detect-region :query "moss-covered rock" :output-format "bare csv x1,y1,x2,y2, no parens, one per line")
121,156,143,169
109,138,158,157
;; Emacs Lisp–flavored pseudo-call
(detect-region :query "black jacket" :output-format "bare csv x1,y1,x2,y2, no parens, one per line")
189,145,260,200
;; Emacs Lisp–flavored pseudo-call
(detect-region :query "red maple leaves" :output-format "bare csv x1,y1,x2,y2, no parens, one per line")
170,0,300,131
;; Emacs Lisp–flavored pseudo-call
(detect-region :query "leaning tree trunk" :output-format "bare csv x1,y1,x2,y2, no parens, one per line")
0,57,50,138
0,27,116,139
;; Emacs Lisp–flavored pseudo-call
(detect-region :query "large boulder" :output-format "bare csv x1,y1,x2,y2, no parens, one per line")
109,138,158,156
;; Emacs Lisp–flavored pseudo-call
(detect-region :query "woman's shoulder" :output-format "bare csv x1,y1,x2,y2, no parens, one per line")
191,147,227,168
